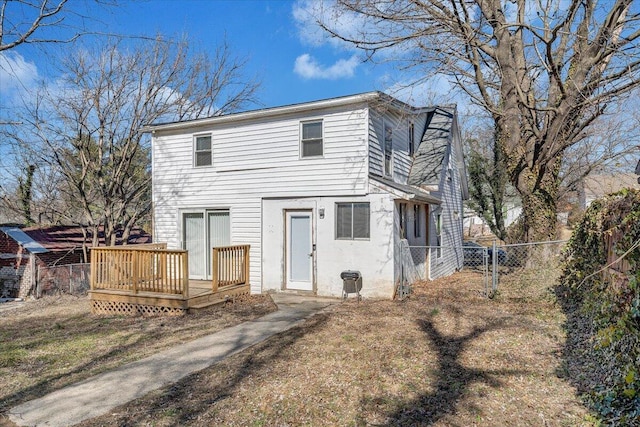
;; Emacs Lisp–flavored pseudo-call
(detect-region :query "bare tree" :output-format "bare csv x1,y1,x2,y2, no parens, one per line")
312,0,640,241
0,0,114,52
465,99,638,239
9,37,259,255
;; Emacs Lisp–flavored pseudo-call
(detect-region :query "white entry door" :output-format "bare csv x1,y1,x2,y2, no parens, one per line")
286,210,314,291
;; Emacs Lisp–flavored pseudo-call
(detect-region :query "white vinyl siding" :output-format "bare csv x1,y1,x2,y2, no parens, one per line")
336,202,370,239
301,120,323,157
153,105,368,293
194,134,212,167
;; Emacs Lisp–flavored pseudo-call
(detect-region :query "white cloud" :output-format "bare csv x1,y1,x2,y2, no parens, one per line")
294,53,360,80
292,0,368,50
0,51,39,96
292,0,419,61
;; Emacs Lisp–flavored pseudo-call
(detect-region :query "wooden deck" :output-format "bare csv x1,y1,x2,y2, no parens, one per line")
89,245,250,315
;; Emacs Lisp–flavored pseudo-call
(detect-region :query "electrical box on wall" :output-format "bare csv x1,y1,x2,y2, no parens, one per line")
319,208,325,219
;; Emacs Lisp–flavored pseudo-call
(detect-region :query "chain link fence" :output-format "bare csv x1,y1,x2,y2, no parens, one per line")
402,240,567,299
36,263,91,297
402,244,490,297
493,240,567,300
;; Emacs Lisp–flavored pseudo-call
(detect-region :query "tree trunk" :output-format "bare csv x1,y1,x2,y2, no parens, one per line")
512,162,561,242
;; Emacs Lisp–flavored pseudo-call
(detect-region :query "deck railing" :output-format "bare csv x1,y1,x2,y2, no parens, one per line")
212,245,250,292
90,246,189,297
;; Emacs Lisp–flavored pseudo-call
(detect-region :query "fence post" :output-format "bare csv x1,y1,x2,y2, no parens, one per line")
492,240,498,293
36,262,41,299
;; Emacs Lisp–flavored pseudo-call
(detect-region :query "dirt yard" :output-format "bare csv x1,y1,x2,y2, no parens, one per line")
29,272,592,426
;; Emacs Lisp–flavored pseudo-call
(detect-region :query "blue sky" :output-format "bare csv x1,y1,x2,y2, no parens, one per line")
0,0,422,113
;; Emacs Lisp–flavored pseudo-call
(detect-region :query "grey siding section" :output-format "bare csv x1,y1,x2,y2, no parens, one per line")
408,107,454,187
153,105,369,293
368,108,423,184
428,128,465,279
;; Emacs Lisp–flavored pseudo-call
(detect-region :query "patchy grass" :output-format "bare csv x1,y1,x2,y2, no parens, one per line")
66,272,593,426
0,294,277,418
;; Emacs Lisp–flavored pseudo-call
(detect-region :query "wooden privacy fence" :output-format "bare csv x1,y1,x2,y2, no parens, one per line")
91,246,189,298
212,245,250,292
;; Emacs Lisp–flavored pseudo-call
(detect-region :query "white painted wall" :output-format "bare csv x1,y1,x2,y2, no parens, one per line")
262,193,395,299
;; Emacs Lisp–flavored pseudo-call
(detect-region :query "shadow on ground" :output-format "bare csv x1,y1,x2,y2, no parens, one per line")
366,315,527,426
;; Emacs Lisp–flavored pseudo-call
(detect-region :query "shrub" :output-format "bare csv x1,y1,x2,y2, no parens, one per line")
561,188,640,424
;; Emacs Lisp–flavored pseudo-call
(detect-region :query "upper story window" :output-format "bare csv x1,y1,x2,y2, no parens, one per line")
301,120,323,158
409,122,415,156
194,134,212,167
383,122,393,177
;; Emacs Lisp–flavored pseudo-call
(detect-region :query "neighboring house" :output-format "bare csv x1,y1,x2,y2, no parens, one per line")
578,173,640,209
0,225,151,298
463,201,523,238
147,92,468,299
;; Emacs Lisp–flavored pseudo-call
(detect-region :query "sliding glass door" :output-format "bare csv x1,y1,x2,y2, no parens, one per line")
182,210,230,279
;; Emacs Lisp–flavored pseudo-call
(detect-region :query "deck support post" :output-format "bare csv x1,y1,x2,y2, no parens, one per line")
212,248,219,293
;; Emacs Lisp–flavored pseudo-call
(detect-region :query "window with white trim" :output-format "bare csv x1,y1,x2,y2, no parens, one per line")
336,202,370,239
383,122,393,177
435,212,443,258
194,134,212,167
409,122,415,156
301,120,323,157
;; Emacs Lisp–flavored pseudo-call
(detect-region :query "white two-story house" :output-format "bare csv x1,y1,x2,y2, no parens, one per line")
146,92,468,299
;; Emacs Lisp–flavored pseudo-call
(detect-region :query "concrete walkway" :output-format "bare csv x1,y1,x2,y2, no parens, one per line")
8,294,337,427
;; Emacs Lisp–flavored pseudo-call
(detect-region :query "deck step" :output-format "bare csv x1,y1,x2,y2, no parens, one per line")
188,300,227,311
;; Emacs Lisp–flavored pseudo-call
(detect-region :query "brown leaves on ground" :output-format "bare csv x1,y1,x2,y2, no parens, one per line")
78,272,593,426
